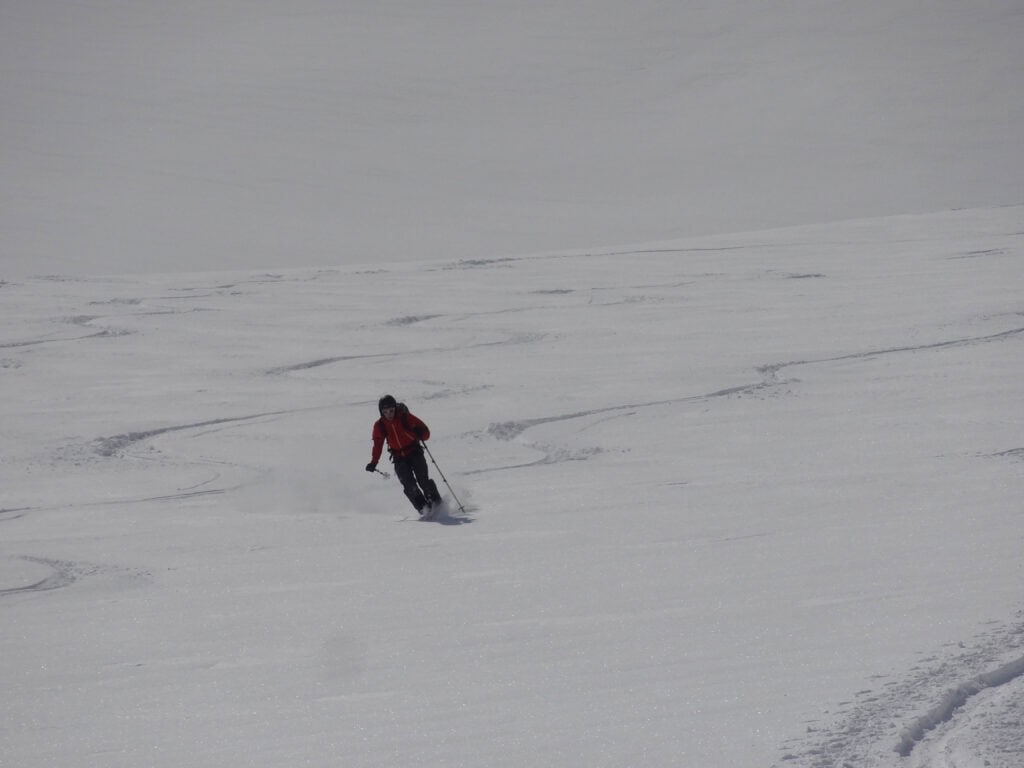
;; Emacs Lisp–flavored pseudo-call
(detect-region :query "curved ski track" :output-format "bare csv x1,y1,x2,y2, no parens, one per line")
0,556,150,599
92,411,294,457
447,320,1024,765
777,615,1024,767
475,324,1024,473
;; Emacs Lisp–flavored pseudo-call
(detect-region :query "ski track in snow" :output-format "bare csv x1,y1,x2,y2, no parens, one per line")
4,227,1021,765
990,447,1024,460
0,508,33,522
776,614,1024,767
0,557,92,596
908,674,1024,768
0,556,150,598
266,332,546,374
474,323,1024,474
898,655,1024,760
757,325,1024,385
421,303,1024,764
91,411,294,457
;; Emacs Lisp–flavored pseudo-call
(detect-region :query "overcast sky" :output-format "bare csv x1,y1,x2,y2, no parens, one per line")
2,1,1022,277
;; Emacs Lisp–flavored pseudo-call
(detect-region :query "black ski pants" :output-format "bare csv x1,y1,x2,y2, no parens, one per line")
393,446,439,510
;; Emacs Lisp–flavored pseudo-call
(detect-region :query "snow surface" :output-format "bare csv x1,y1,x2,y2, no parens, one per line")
3,3,1024,766
2,206,1024,766
3,1,1023,277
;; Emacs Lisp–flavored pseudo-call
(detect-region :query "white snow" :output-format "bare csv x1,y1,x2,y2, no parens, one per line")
3,206,1023,766
2,3,1024,767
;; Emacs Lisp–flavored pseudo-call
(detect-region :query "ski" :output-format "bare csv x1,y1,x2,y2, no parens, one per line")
419,499,443,521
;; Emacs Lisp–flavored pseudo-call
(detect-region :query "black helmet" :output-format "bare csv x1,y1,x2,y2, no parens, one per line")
378,394,397,413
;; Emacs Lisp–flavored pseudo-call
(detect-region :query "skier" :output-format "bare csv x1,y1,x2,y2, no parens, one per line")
365,395,441,514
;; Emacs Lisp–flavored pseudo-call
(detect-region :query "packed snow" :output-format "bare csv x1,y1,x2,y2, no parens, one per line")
3,206,1023,766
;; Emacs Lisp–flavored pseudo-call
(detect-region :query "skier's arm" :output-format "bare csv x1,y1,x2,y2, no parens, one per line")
407,413,430,441
369,422,385,464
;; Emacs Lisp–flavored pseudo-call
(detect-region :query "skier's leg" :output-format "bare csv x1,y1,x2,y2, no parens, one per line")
393,457,426,510
409,449,440,502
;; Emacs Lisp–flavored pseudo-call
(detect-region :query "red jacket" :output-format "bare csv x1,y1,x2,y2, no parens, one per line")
370,406,430,463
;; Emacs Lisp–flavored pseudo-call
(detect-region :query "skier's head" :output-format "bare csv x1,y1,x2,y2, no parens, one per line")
378,394,397,415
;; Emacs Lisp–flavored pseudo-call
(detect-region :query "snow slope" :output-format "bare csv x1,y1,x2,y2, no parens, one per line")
3,1,1023,277
3,205,1023,766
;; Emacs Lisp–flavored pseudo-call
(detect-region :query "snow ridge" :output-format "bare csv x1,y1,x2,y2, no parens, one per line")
778,614,1024,768
895,654,1024,757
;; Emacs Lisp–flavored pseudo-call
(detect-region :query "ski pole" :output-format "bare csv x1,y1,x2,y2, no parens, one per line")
373,468,391,479
420,442,466,513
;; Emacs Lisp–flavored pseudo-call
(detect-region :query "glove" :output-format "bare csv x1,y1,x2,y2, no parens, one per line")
365,462,377,472
413,427,426,440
